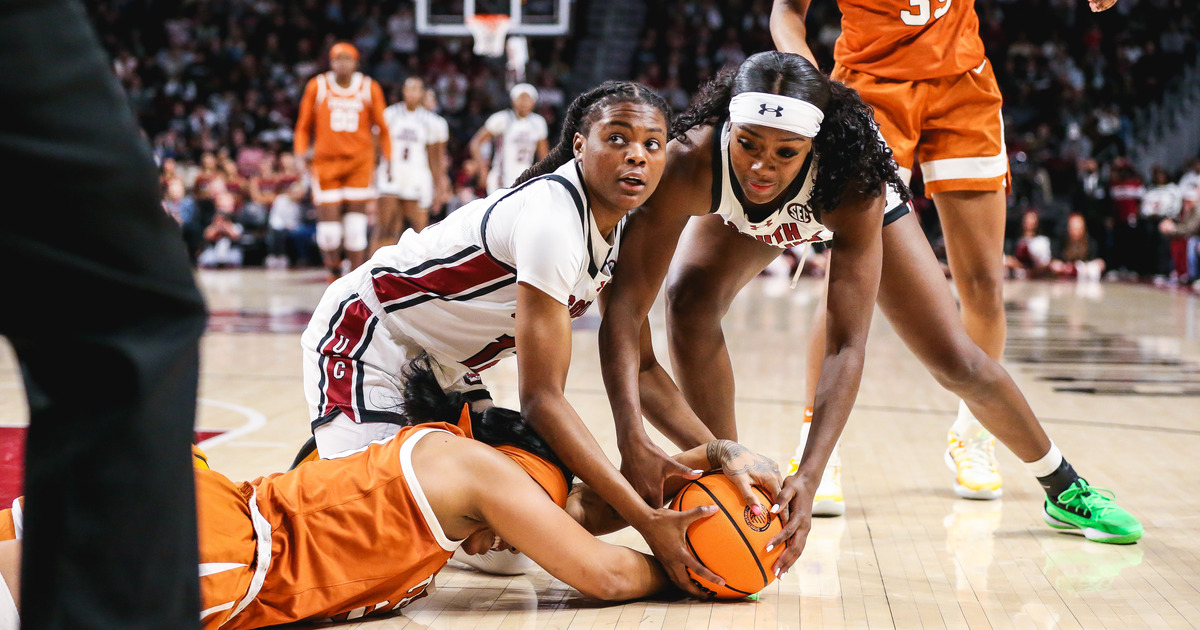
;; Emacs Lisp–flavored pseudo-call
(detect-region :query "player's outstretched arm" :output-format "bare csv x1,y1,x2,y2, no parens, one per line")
515,282,723,598
597,134,717,506
469,446,676,601
768,189,884,575
769,0,818,64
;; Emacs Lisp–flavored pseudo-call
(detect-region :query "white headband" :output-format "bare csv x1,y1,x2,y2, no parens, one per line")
510,83,539,101
728,92,824,138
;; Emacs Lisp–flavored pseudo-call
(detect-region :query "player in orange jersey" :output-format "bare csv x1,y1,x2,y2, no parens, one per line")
0,359,781,627
294,42,392,280
770,0,1119,508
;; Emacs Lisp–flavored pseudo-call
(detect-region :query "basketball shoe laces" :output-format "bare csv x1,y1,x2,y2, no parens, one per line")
1055,479,1119,517
957,435,997,473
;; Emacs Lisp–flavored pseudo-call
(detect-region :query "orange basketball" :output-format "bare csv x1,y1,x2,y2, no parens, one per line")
671,473,785,599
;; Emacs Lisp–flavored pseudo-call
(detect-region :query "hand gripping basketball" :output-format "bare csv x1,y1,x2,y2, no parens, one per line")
766,471,819,577
637,505,726,599
705,439,783,513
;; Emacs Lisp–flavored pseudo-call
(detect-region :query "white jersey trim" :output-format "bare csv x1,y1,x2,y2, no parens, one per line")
224,487,274,626
10,499,22,540
399,428,462,552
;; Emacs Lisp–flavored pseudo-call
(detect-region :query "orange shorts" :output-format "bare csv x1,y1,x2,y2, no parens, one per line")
311,155,376,205
834,59,1010,195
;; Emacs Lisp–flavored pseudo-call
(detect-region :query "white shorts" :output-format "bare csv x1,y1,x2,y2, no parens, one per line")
301,284,489,446
379,164,434,208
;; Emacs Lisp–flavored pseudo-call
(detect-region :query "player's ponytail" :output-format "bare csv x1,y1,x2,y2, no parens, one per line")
674,51,909,212
513,81,673,185
397,355,574,486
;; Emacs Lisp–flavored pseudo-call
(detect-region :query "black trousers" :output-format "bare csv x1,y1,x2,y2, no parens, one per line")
0,0,205,627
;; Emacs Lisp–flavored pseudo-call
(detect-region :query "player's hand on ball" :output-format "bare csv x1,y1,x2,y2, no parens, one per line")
621,438,701,507
705,439,783,512
766,472,818,576
1088,0,1116,11
639,506,724,599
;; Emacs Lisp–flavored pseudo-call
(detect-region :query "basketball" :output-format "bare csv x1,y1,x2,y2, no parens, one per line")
671,473,785,599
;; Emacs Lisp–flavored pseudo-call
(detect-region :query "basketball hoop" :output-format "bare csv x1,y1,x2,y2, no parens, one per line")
465,14,511,58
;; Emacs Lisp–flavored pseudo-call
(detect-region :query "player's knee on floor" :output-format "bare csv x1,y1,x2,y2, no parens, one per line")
316,221,343,251
343,212,369,252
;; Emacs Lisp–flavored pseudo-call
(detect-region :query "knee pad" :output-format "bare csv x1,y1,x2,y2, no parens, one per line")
342,212,369,252
315,221,343,251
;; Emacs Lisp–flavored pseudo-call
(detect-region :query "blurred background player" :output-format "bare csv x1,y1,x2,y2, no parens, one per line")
423,88,453,220
373,76,450,254
294,42,391,280
770,0,1120,513
470,83,550,193
0,0,208,626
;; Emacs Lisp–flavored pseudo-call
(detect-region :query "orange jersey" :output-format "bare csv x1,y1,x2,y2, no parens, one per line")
834,0,986,80
0,425,462,629
294,72,392,163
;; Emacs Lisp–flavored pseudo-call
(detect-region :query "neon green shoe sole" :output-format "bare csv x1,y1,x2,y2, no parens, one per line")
1043,479,1142,544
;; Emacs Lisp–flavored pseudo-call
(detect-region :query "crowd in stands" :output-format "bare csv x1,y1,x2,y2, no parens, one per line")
90,0,575,268
90,0,1199,287
633,0,1200,287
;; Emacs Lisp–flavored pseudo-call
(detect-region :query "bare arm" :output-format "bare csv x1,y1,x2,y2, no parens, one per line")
535,138,550,162
470,446,672,601
468,127,493,170
516,282,724,597
370,81,392,161
767,188,885,574
770,0,818,64
293,79,317,158
427,141,450,207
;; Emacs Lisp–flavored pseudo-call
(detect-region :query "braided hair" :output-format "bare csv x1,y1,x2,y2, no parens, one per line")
672,51,909,213
396,355,574,488
514,81,673,185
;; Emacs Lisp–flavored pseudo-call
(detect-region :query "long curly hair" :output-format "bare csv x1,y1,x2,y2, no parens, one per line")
514,80,673,185
396,355,574,488
672,51,909,213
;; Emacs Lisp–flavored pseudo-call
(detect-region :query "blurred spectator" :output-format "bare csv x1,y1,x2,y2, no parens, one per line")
1158,186,1199,284
267,182,311,269
199,192,245,268
1109,159,1145,276
1050,213,1106,280
1142,165,1183,277
1006,210,1053,278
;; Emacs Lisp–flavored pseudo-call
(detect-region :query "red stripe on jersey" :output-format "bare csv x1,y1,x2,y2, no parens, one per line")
461,334,516,372
373,251,513,307
320,299,373,420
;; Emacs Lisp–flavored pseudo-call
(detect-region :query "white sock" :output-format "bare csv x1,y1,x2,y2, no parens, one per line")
950,400,989,441
794,408,839,467
0,568,18,630
1024,442,1063,478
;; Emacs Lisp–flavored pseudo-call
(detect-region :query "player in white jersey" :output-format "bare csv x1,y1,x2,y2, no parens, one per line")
470,83,550,193
423,87,452,211
599,52,1142,579
373,77,450,254
300,81,770,599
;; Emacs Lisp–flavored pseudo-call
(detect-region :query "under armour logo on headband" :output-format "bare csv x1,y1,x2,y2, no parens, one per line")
759,104,784,117
730,92,824,137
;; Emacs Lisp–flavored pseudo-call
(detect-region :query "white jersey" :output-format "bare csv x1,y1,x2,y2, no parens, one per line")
379,105,447,203
485,110,548,191
324,159,621,376
709,121,908,249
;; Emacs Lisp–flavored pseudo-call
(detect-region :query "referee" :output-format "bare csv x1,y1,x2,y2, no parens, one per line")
0,0,205,627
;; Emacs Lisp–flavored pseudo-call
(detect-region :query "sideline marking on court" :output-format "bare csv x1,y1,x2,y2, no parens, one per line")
197,398,268,450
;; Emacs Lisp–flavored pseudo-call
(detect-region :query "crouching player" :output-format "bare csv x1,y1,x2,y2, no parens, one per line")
0,359,779,629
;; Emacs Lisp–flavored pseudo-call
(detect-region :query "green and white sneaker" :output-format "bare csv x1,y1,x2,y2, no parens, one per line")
1043,479,1142,544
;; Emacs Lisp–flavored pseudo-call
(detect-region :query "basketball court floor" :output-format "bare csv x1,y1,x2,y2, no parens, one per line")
2,269,1198,628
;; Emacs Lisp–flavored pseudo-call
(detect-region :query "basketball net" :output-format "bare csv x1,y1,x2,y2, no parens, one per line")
465,14,511,58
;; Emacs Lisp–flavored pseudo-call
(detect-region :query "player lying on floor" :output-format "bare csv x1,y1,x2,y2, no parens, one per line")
0,358,782,629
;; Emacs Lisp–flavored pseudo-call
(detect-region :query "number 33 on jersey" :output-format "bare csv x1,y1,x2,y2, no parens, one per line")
834,0,985,81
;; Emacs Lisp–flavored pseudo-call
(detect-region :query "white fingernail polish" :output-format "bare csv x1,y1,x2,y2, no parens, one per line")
770,504,780,514
691,470,704,475
766,544,774,553
774,568,780,577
